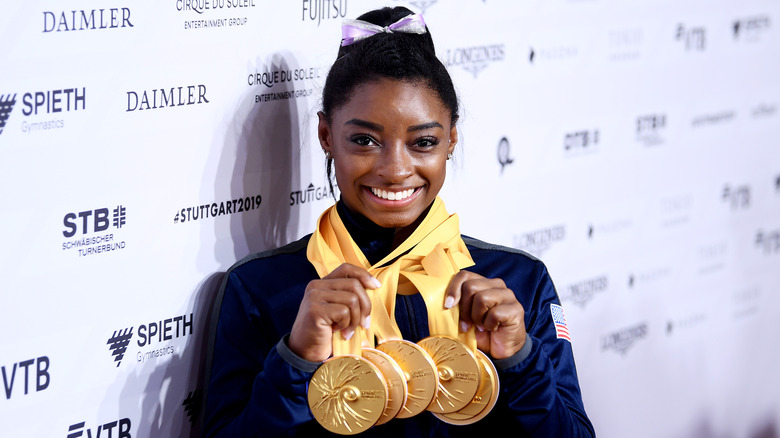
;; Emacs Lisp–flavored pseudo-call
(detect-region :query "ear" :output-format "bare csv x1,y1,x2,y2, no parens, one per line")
317,111,333,156
447,123,458,156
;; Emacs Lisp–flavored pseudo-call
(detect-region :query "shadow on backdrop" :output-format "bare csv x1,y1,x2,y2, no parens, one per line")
117,52,309,437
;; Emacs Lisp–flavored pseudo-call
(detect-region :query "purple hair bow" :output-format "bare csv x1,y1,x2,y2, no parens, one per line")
340,13,427,46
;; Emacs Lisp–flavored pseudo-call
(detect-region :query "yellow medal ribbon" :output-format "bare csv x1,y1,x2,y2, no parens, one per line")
306,197,477,355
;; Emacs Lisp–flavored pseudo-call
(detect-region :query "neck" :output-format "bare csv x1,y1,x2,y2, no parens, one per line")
336,200,432,264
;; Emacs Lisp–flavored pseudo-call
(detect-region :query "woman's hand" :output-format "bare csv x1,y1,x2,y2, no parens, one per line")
288,263,378,362
445,271,527,359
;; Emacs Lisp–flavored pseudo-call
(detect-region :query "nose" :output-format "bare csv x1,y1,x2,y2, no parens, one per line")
376,142,413,183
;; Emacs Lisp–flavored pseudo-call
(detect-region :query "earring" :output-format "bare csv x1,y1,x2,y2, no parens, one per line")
447,152,453,160
323,149,332,159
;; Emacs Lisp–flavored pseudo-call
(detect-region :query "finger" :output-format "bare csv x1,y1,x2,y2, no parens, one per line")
328,263,382,290
328,264,379,328
468,288,504,330
458,277,507,328
479,301,524,332
310,284,371,333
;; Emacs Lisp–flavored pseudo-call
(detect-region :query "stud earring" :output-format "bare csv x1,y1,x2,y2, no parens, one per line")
447,152,453,160
323,149,332,159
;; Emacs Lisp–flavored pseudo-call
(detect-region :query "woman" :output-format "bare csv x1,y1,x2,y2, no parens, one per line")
203,6,594,437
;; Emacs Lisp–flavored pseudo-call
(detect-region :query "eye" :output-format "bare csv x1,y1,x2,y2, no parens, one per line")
413,137,438,149
350,135,379,147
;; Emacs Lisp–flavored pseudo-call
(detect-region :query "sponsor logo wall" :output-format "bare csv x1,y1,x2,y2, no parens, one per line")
1,1,778,437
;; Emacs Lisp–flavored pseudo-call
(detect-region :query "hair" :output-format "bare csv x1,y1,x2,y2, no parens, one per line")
321,6,459,196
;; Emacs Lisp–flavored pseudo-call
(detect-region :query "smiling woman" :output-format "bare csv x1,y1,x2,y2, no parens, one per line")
203,6,595,437
319,79,455,234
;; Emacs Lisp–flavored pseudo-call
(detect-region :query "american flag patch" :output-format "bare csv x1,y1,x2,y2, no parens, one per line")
550,303,570,341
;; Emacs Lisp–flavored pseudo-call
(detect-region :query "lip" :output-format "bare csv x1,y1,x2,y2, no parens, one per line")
363,186,423,206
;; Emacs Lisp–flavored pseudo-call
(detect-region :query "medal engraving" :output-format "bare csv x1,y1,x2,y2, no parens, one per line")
308,355,387,435
376,339,438,418
434,349,500,425
418,336,480,414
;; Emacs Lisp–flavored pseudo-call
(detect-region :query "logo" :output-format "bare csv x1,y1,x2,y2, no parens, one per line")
607,28,643,61
601,322,648,355
561,275,608,308
721,184,750,210
659,194,693,227
732,285,761,319
174,194,262,224
1,87,85,136
302,0,347,26
497,137,514,174
2,356,50,399
444,44,505,78
183,390,202,424
752,103,776,118
0,94,17,135
290,183,332,206
691,110,735,127
513,225,566,256
399,0,438,13
587,218,632,239
636,114,666,146
43,9,133,33
62,205,127,257
106,314,194,368
564,129,599,155
755,229,780,254
675,23,706,51
666,313,706,335
178,0,255,30
696,241,728,274
628,267,670,289
107,328,133,367
250,66,321,104
67,418,131,438
126,85,209,112
528,45,578,64
733,15,771,41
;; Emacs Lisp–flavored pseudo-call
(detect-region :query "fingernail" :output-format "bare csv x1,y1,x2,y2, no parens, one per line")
370,277,382,289
363,316,371,330
476,325,485,332
343,329,354,340
444,296,455,309
460,321,469,333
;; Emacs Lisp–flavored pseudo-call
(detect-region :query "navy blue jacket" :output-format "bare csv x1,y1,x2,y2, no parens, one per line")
203,209,594,437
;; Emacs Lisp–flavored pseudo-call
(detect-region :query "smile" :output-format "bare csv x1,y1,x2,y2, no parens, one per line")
370,187,416,201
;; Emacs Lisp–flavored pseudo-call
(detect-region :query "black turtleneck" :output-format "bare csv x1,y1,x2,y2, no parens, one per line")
336,200,400,265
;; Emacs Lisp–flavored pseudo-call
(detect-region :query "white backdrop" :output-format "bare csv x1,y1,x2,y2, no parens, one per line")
1,1,779,437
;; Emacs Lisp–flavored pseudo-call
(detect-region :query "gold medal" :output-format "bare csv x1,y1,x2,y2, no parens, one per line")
362,348,408,425
308,355,388,435
434,349,500,425
376,339,438,419
417,336,480,414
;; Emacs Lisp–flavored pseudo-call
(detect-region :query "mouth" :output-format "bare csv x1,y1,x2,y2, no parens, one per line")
369,187,418,202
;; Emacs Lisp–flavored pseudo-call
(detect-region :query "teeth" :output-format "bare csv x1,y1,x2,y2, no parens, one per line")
371,187,415,201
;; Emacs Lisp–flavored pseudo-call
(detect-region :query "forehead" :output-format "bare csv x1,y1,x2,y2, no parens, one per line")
334,79,450,125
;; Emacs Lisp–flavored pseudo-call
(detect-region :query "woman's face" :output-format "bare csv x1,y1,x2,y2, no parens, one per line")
319,78,456,230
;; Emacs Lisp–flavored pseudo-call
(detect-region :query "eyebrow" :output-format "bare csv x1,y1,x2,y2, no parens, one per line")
344,119,443,132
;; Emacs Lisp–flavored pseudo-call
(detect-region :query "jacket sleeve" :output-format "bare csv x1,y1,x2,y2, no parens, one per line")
491,261,595,437
203,270,319,437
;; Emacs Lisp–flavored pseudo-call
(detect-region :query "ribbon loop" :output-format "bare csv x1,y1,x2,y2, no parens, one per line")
341,13,427,46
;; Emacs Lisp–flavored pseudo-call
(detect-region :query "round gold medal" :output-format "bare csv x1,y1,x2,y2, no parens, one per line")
376,339,438,419
362,348,408,425
308,355,388,435
434,349,500,425
417,336,481,414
